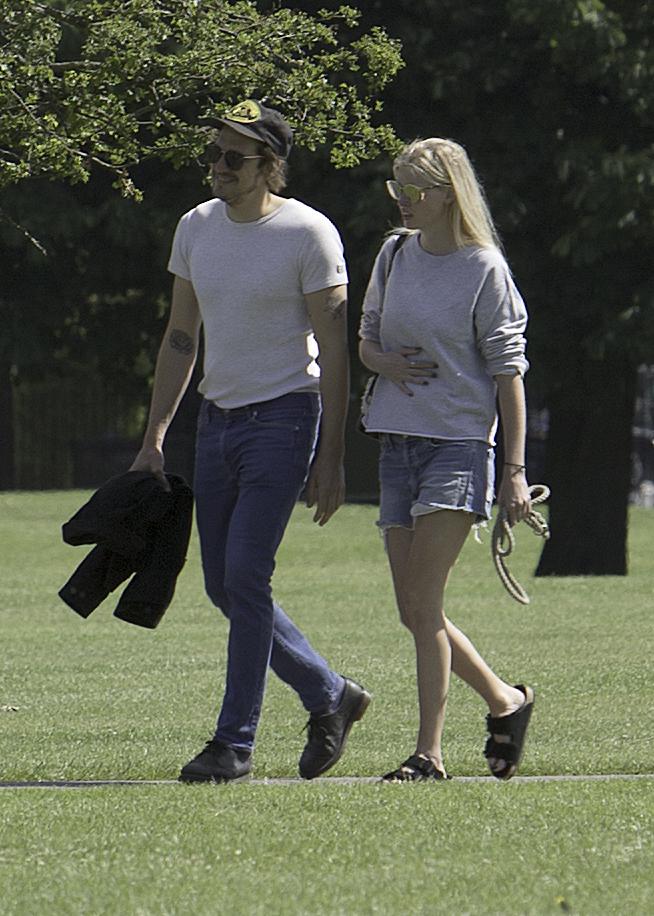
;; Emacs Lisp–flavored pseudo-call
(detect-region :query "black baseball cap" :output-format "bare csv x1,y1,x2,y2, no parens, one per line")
216,99,293,159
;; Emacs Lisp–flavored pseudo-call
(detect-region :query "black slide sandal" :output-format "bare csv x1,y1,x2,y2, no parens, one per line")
484,684,535,780
382,754,450,783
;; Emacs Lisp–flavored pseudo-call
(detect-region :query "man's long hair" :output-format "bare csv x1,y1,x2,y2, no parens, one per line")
260,145,288,193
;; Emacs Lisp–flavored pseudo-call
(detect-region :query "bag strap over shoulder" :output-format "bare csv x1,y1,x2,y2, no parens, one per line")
384,232,409,285
379,233,409,315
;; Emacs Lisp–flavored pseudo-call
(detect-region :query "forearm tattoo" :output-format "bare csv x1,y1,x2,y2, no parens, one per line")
323,290,347,321
169,328,194,355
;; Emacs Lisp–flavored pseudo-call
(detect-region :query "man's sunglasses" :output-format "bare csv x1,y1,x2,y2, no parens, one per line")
204,145,263,170
386,179,440,203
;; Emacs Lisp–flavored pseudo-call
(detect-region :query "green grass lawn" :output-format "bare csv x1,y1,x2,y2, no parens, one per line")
1,492,653,914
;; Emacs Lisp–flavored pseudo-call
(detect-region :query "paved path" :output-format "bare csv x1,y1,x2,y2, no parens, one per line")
1,773,653,789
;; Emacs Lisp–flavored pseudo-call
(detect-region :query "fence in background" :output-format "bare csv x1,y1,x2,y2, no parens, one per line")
4,368,654,503
11,374,141,489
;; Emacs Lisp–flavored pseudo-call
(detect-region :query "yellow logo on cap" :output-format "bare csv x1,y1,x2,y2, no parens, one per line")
224,100,261,123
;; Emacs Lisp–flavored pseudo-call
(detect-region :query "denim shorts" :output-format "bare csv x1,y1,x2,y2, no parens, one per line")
378,434,495,530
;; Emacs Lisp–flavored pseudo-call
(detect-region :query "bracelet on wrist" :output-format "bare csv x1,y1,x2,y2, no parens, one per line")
504,462,526,472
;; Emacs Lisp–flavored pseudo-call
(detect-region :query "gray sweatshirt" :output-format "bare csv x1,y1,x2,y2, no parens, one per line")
358,233,528,445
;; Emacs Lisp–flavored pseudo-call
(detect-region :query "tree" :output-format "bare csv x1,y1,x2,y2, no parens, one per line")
502,0,654,575
0,0,402,197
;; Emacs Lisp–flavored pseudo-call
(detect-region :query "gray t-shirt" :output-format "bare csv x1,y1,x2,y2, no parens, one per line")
168,197,348,408
358,234,528,444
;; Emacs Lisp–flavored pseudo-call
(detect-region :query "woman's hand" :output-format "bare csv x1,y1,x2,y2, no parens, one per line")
497,468,531,526
375,346,438,396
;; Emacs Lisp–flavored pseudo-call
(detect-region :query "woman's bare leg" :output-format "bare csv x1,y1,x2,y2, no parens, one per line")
386,510,473,771
386,512,524,773
446,620,525,715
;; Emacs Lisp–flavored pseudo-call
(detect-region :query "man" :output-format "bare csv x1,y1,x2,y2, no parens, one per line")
131,99,370,783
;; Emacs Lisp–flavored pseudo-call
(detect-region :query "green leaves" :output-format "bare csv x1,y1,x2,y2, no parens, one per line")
0,0,402,191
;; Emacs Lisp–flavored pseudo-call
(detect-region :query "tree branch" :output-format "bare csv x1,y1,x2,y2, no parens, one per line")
49,61,103,73
0,207,48,255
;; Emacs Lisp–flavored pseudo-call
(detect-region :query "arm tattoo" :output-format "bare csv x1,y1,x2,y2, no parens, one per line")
168,328,194,355
323,291,347,321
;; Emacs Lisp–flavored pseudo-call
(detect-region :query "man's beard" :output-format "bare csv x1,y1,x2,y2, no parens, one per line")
212,174,260,203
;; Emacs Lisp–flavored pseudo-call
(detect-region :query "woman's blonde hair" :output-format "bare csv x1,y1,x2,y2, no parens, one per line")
394,138,501,250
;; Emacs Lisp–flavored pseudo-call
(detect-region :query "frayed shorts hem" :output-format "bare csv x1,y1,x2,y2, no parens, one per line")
377,503,481,534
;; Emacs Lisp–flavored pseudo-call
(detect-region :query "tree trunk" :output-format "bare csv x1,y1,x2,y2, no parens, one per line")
0,365,15,490
536,357,636,576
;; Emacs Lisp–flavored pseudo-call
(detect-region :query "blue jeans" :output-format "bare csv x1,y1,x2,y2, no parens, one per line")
194,393,343,751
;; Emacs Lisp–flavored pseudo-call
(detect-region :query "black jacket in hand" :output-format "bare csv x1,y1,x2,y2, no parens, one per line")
59,471,194,629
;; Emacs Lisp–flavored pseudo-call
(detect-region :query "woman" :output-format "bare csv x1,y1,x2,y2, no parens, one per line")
359,138,535,782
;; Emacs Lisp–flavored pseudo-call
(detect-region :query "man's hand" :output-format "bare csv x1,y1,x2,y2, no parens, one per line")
304,284,349,526
129,445,170,491
305,454,346,526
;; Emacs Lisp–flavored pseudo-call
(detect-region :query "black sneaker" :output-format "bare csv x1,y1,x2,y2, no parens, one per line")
299,678,371,779
179,739,252,784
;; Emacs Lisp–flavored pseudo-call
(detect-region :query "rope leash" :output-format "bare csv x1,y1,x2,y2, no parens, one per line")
491,484,550,605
